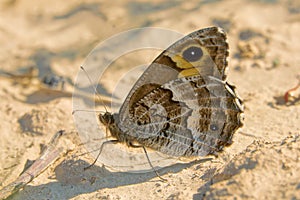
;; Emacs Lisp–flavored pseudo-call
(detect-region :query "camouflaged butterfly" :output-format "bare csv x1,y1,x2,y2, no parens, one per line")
99,27,243,159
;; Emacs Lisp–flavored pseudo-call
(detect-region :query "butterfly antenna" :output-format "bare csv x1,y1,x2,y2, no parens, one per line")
72,109,106,115
80,65,108,112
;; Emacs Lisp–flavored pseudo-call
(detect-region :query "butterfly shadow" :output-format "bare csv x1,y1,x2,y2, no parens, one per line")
11,158,211,199
193,156,258,199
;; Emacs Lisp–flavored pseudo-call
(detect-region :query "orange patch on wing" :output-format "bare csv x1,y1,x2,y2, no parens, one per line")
178,68,199,77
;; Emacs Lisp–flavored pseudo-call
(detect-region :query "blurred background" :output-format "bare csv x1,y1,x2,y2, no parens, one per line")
0,0,299,199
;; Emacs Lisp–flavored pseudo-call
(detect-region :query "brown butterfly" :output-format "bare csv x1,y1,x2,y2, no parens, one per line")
98,27,243,163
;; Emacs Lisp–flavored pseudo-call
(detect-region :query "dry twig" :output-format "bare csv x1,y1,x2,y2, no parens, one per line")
0,130,65,200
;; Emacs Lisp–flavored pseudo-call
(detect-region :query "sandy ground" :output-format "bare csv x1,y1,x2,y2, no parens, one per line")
0,0,300,199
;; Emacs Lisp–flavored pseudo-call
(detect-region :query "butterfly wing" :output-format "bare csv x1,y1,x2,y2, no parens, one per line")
117,27,243,157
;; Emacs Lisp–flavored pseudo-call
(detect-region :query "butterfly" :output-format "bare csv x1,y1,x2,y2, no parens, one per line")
98,27,244,163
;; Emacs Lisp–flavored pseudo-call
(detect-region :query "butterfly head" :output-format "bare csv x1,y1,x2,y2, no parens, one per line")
99,112,115,126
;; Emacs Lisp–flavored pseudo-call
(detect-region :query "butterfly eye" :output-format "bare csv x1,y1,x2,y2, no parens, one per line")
182,46,203,62
210,124,219,131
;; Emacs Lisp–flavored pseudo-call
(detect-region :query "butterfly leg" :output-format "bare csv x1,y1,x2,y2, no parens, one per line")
129,143,167,182
84,139,119,170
